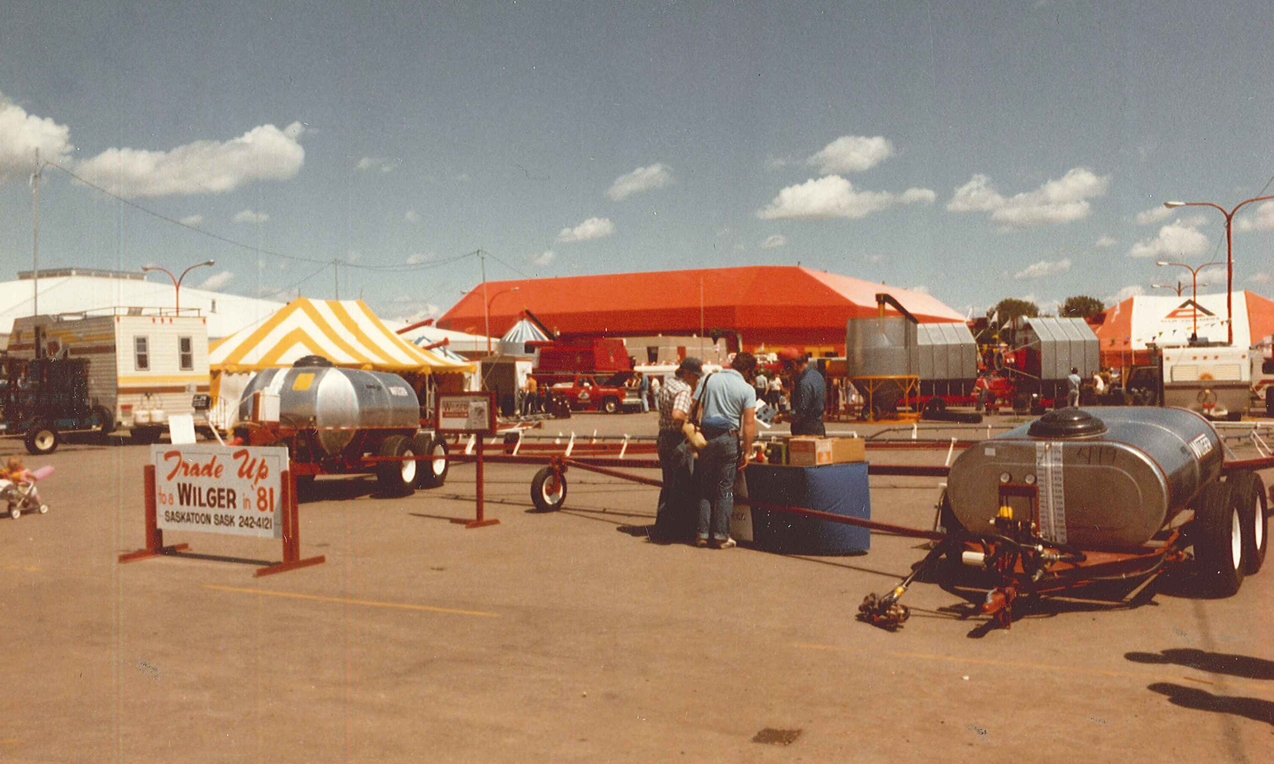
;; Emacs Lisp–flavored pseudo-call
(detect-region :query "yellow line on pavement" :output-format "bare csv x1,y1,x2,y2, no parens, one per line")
204,585,499,618
793,643,1274,695
0,563,39,572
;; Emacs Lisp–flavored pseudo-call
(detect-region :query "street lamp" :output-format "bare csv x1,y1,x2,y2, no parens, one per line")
1150,282,1186,297
142,260,216,314
1154,259,1224,341
1163,195,1274,345
485,286,520,353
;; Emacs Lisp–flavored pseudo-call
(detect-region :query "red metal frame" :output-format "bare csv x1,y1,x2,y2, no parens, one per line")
117,464,190,562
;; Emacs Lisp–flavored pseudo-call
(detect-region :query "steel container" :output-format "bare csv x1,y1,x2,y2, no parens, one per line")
947,407,1221,546
239,366,420,455
846,316,917,377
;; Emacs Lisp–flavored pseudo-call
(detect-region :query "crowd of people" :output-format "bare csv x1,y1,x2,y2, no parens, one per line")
653,348,824,548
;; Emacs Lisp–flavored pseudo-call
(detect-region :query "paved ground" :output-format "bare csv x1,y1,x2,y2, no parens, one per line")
2,411,1272,763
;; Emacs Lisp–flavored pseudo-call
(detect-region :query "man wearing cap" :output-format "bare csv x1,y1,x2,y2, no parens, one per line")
779,348,826,436
690,352,759,549
654,357,703,541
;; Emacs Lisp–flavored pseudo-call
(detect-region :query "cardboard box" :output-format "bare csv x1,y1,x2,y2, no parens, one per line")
787,436,865,466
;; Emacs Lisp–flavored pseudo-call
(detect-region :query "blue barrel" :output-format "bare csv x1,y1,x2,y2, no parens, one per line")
743,462,870,554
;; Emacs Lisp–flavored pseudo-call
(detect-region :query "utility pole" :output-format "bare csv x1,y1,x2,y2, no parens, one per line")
32,148,39,316
333,259,339,299
480,248,489,342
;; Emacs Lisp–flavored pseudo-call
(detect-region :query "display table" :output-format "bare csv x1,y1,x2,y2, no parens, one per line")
733,462,870,554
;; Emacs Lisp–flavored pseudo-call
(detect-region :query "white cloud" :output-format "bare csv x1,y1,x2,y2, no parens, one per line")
865,254,883,263
757,175,934,221
557,217,615,243
1095,236,1117,249
947,168,1110,230
1196,266,1227,285
405,252,433,265
179,214,204,227
0,91,74,184
606,163,673,201
197,270,235,291
1236,201,1274,232
347,250,361,263
233,209,269,224
404,210,420,224
761,234,786,249
806,136,894,174
1135,206,1172,225
1249,272,1271,284
355,156,396,173
910,285,931,295
532,249,555,266
1107,285,1146,304
1014,258,1073,280
1128,220,1210,258
455,172,470,182
76,122,305,197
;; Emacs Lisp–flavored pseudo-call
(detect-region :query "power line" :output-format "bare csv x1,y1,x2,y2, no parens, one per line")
484,249,532,279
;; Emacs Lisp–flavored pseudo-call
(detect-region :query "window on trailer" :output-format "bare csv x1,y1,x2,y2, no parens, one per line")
135,336,149,371
179,336,193,370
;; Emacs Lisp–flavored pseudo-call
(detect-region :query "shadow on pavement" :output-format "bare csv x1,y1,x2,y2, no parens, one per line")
1126,649,1274,681
1146,683,1274,726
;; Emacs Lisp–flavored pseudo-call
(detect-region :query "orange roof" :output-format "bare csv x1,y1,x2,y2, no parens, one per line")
437,266,964,352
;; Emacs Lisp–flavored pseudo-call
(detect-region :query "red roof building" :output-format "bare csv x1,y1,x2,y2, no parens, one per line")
437,265,965,355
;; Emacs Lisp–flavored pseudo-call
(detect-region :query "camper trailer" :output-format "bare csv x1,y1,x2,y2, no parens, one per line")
9,311,211,442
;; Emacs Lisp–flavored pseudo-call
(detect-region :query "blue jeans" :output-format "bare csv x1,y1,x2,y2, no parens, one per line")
697,432,739,542
656,429,695,539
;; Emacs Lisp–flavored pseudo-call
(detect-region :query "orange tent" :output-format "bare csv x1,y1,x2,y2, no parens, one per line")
1096,290,1274,367
437,266,965,355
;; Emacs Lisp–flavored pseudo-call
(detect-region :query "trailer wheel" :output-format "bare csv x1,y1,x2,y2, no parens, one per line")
1192,480,1244,596
414,434,449,488
530,467,567,512
375,435,416,497
9,505,20,520
24,423,58,455
1230,471,1268,575
923,397,946,415
91,405,115,436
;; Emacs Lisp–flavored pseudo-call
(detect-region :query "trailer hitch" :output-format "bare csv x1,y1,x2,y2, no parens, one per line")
858,540,952,630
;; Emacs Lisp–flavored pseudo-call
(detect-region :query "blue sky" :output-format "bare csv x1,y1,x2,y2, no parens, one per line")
2,0,1273,324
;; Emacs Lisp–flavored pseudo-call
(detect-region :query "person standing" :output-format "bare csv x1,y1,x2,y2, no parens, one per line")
649,374,661,411
638,372,650,413
1067,367,1082,407
767,373,782,406
690,352,758,549
654,358,702,541
779,348,826,436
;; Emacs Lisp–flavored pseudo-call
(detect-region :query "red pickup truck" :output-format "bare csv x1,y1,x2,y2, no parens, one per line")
537,372,642,414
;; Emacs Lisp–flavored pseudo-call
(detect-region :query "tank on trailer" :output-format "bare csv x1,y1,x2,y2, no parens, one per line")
946,407,1222,547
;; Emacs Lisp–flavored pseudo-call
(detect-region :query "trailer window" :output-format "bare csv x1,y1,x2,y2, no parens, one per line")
134,336,150,371
1170,365,1198,382
1210,365,1242,381
179,336,193,371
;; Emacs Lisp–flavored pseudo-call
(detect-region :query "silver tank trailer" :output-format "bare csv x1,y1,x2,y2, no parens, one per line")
947,407,1222,547
239,366,420,455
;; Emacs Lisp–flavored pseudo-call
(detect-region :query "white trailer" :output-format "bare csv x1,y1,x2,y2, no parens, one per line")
9,311,211,442
1161,344,1251,420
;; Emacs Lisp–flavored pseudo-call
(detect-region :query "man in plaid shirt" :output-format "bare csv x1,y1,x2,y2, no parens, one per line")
654,357,703,541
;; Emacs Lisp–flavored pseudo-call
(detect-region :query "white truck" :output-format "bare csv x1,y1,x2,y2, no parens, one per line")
1160,344,1252,420
1252,341,1274,417
9,310,211,443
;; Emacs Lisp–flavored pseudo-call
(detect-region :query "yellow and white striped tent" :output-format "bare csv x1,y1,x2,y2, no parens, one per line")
208,299,474,428
210,298,474,373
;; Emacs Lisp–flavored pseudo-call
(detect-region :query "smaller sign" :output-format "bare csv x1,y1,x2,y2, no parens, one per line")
152,444,287,538
437,391,497,435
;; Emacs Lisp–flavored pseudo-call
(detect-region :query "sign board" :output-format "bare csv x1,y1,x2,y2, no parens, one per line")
151,444,287,538
437,391,497,435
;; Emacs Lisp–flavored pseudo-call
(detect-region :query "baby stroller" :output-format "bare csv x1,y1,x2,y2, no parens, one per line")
1,465,53,519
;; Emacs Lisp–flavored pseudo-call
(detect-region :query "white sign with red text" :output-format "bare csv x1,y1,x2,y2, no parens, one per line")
152,444,287,538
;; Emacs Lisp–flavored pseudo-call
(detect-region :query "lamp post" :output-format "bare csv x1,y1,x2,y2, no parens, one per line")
142,260,216,314
1150,282,1186,297
1154,259,1223,341
1163,195,1274,345
485,286,520,354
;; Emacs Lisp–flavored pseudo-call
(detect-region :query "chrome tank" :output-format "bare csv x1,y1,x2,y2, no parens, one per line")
947,407,1222,547
239,367,420,455
846,316,918,377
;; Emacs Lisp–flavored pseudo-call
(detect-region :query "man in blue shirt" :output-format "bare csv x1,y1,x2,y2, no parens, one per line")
690,352,758,549
779,348,826,436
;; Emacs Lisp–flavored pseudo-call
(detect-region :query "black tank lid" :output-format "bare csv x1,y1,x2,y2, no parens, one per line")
293,355,334,368
1027,408,1108,438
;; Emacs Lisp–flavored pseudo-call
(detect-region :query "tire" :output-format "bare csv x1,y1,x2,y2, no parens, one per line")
414,434,449,489
1226,411,1242,422
375,435,416,497
935,490,965,535
9,505,19,520
1013,393,1029,414
1229,471,1268,575
923,398,947,415
91,405,115,435
1192,480,1244,597
530,467,567,511
601,397,619,414
295,474,316,496
1267,393,1274,418
24,423,58,455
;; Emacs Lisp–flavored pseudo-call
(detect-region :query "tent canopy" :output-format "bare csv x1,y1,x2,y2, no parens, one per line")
1096,291,1274,365
211,298,475,374
498,317,550,357
437,265,964,353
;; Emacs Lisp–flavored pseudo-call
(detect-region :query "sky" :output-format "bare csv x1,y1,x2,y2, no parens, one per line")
2,0,1274,325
